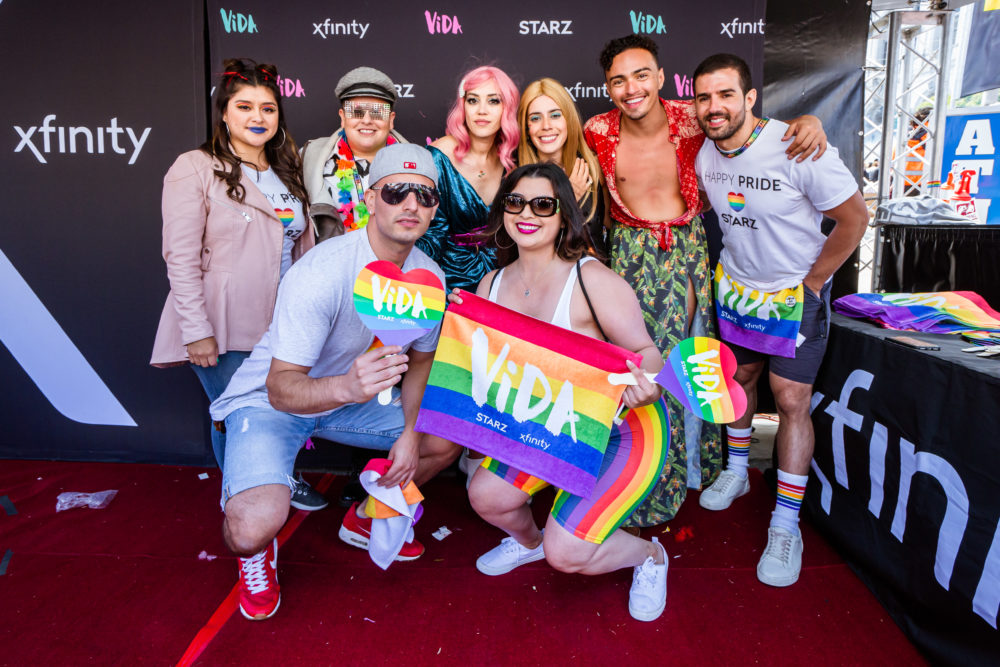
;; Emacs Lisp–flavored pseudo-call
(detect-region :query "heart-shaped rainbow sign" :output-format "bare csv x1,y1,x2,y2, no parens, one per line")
353,260,446,347
653,337,746,424
728,192,746,212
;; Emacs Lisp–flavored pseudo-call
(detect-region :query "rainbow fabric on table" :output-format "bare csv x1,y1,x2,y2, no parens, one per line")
833,291,1000,334
714,264,804,358
415,290,641,499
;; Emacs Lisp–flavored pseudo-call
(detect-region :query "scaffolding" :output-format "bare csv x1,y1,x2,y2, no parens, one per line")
859,1,975,289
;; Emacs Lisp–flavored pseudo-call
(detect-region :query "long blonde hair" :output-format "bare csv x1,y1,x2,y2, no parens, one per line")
517,78,601,222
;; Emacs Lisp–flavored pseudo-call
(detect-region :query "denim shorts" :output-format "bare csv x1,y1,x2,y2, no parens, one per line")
220,393,404,509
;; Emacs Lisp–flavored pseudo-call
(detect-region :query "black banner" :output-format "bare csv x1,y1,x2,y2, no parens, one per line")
1,0,210,463
207,0,766,151
808,315,1000,665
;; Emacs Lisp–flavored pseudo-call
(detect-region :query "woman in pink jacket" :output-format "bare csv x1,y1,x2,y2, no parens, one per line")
151,59,322,507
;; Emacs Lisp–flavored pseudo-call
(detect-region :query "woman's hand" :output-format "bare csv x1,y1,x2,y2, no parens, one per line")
568,157,592,201
186,336,219,367
622,359,662,409
447,288,464,306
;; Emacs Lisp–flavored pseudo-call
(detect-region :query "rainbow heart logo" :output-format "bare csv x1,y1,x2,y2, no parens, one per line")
728,192,746,212
653,337,747,424
274,208,295,227
353,261,446,347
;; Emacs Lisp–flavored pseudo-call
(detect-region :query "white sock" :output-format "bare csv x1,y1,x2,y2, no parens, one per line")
725,426,752,479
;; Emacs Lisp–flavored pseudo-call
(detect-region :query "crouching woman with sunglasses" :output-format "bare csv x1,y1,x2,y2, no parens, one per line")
448,163,672,622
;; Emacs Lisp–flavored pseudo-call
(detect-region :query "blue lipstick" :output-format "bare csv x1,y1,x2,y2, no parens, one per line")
249,127,267,134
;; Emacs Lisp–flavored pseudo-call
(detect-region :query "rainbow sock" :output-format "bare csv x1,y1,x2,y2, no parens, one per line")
725,426,752,478
771,470,808,535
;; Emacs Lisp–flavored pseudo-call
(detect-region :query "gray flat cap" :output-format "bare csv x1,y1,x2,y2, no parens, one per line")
335,66,397,105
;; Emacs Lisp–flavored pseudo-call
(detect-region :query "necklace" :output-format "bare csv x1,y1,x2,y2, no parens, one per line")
716,117,769,159
514,260,558,297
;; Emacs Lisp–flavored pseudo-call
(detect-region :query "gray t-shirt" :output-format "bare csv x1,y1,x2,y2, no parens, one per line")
241,164,307,278
210,228,445,421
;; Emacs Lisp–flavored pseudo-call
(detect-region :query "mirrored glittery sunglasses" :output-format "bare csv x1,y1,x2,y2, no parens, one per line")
342,101,392,121
502,193,560,217
371,182,440,207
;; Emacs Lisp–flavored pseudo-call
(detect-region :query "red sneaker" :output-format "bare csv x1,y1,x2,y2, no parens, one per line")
337,502,425,560
238,538,281,620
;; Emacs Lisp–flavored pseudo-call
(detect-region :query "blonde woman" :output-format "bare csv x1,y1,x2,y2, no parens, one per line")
517,78,606,257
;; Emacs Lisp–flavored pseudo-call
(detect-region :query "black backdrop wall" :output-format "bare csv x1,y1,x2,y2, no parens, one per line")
2,1,866,465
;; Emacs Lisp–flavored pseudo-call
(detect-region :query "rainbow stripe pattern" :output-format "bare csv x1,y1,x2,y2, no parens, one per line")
714,264,804,358
776,477,807,512
833,291,1000,334
551,398,670,543
353,261,446,347
481,398,670,544
274,207,295,227
728,192,746,211
415,290,641,499
655,337,747,423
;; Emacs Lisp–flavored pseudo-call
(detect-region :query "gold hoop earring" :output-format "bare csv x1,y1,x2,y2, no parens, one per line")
494,230,515,250
272,127,286,149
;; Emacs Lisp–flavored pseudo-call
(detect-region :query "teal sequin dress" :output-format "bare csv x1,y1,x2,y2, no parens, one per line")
416,146,496,292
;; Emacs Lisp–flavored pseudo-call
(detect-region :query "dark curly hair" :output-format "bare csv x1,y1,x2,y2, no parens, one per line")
599,34,659,72
202,58,307,206
479,162,590,268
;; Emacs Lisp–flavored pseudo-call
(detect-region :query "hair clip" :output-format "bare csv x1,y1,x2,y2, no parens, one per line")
223,71,249,83
458,77,466,98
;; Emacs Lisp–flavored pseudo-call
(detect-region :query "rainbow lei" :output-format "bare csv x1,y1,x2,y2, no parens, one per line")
332,133,398,232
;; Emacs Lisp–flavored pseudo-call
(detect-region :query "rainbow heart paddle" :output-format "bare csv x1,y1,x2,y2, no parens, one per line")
654,337,746,423
353,261,446,404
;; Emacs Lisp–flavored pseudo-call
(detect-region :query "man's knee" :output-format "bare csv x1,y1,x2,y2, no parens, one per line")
223,484,290,556
771,377,812,417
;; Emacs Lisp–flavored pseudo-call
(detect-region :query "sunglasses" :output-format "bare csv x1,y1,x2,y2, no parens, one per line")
371,182,440,208
343,101,392,121
502,194,560,217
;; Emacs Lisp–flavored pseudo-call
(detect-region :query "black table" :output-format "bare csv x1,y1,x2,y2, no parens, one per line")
807,314,1000,666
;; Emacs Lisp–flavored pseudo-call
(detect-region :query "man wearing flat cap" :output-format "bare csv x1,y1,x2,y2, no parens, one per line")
211,144,460,621
302,66,408,240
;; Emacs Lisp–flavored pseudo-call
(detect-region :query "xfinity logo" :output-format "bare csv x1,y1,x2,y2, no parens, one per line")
395,83,415,99
13,115,151,165
564,82,609,101
518,20,573,35
312,18,370,39
721,18,765,38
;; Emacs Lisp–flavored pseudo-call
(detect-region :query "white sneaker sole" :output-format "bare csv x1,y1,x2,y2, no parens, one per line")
629,595,666,622
240,593,281,621
756,563,800,587
338,524,422,561
476,549,546,576
698,478,750,511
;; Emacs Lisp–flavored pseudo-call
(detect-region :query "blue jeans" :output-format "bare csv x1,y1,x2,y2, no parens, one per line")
190,351,251,467
220,393,403,510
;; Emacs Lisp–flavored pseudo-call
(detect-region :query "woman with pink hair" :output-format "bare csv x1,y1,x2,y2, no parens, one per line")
415,65,519,292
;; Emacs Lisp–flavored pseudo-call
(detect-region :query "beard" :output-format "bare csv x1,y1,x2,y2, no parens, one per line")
700,109,746,142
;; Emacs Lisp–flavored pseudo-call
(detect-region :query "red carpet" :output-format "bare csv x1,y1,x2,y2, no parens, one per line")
0,460,926,665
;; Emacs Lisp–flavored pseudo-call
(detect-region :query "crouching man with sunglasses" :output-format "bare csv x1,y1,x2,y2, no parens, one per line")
302,66,408,241
209,144,462,621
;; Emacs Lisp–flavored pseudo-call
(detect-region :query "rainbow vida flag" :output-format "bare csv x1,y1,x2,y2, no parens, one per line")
714,264,803,358
415,291,642,499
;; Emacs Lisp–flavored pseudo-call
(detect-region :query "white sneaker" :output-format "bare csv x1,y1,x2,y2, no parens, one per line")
698,469,750,510
628,537,668,622
757,527,803,587
476,536,545,576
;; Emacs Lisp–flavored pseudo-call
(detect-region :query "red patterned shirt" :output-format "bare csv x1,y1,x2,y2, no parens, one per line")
584,98,706,250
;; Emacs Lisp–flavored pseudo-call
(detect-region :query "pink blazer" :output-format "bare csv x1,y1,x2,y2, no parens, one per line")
150,149,316,367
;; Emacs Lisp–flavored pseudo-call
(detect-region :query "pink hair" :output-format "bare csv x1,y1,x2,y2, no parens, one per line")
444,66,520,173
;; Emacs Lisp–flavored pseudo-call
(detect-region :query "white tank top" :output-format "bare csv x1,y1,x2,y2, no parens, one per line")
488,257,598,332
